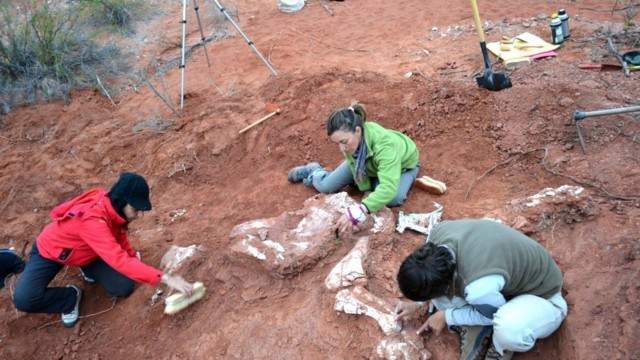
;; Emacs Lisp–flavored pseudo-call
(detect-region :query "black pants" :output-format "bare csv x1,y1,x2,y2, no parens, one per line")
13,244,135,314
0,249,25,288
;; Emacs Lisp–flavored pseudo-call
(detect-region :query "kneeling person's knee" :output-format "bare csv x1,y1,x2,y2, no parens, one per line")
13,287,41,312
107,279,135,298
492,308,535,352
387,193,407,207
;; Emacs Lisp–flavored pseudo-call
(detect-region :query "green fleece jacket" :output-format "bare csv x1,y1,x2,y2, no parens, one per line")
345,122,419,212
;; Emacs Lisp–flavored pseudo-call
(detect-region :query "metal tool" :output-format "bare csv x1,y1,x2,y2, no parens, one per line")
469,0,512,91
179,0,188,109
574,105,640,153
193,0,212,68
607,37,630,77
211,0,278,76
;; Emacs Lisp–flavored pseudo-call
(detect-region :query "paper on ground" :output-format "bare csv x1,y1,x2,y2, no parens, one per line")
487,32,559,61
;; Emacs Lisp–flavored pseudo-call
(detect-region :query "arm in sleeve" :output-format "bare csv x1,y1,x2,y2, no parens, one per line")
444,275,506,327
78,218,163,286
119,231,137,258
362,141,402,213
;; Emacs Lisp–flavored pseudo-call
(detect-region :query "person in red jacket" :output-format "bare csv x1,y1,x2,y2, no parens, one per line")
13,172,194,327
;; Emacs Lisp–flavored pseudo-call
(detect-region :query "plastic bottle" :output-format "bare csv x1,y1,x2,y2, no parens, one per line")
550,13,564,45
558,9,570,39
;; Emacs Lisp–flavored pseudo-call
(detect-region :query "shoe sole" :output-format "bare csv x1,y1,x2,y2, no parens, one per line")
62,287,82,328
288,163,322,183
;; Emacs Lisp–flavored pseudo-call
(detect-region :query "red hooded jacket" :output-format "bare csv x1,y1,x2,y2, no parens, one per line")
36,189,163,286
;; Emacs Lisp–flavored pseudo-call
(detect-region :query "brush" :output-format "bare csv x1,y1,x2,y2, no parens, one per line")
164,282,206,315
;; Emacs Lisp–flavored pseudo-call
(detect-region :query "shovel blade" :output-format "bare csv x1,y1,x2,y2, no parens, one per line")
475,68,512,91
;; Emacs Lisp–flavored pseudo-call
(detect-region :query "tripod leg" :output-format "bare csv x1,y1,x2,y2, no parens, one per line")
576,121,587,154
193,0,212,68
180,0,187,109
211,0,278,76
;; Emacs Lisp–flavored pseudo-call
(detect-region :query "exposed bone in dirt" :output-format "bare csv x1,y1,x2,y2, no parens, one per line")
334,285,401,335
325,235,369,291
486,184,598,234
376,331,433,360
230,192,394,277
160,244,204,274
396,203,444,235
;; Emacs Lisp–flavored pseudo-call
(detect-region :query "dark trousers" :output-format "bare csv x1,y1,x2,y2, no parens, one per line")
13,244,135,314
0,249,25,288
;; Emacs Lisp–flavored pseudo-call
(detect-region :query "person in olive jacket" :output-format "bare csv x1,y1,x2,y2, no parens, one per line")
395,219,567,360
288,102,420,234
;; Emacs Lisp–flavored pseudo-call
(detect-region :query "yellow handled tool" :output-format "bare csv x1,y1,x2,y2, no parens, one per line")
469,0,512,91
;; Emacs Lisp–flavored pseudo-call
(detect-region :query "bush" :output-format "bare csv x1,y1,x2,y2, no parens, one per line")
79,0,145,33
0,2,128,111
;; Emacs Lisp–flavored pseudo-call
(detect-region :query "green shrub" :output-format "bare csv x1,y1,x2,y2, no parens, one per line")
79,0,145,33
0,2,128,111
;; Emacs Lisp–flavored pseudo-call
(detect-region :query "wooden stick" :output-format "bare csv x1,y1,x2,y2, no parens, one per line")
607,37,630,77
321,0,334,16
239,111,280,134
95,75,117,107
141,77,180,116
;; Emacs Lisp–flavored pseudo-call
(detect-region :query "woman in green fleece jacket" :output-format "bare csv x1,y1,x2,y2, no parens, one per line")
288,102,420,233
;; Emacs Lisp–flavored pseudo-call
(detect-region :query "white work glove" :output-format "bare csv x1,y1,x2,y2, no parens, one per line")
161,274,194,296
338,203,369,235
346,203,368,226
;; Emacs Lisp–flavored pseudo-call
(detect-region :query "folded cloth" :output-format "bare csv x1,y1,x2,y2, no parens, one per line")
487,32,559,62
530,50,558,60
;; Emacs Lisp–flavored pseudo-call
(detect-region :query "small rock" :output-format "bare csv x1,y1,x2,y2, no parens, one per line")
580,80,601,89
591,304,603,315
522,21,532,28
431,27,438,32
563,143,574,151
403,71,413,79
71,344,79,352
558,97,574,107
537,13,547,20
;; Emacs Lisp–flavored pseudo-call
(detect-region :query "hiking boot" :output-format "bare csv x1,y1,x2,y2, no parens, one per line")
288,162,322,184
484,344,513,360
452,325,493,360
61,285,82,328
0,248,25,289
79,269,96,284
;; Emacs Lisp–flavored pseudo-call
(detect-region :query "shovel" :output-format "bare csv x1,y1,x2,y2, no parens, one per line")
470,0,512,91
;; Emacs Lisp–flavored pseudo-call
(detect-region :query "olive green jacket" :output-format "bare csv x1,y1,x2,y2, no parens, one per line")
430,219,563,299
344,122,419,212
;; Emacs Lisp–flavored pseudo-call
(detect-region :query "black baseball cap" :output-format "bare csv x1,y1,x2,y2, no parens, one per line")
109,172,152,211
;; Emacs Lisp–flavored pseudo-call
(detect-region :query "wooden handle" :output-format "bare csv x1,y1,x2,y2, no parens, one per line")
470,0,485,42
239,111,280,134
